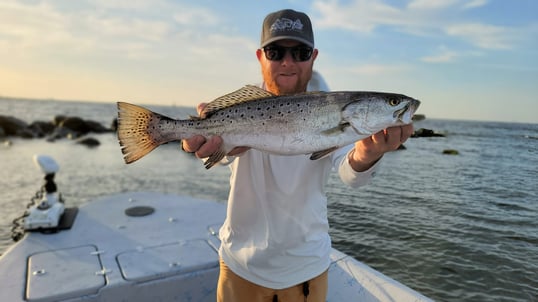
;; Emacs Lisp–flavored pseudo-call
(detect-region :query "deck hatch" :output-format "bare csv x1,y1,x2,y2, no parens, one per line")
117,239,218,282
26,245,105,302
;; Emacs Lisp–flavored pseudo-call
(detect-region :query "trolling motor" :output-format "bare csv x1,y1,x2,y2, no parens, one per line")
23,155,65,231
11,155,79,241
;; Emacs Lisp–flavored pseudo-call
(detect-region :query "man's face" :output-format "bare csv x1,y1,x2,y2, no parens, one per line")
256,39,318,95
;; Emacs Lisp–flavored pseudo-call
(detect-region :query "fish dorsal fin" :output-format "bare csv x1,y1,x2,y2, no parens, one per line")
200,85,275,118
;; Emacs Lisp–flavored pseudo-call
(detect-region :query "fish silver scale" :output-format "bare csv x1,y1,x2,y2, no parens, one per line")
153,93,351,153
117,86,420,167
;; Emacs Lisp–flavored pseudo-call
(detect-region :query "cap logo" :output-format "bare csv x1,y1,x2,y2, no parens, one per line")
270,18,304,33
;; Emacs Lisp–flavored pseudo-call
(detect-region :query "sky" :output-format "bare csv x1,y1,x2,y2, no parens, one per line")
1,0,537,123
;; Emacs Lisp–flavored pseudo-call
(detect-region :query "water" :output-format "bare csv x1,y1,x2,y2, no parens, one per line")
1,98,537,301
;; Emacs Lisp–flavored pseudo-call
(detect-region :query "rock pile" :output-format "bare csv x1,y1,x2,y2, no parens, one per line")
0,115,117,147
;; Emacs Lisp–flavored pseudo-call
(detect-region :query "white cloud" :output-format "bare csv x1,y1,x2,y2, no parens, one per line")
420,51,458,63
462,0,488,9
1,4,92,63
85,15,171,42
88,0,166,11
0,1,65,48
407,0,459,10
408,0,488,10
313,0,407,33
420,45,485,63
446,23,515,49
173,7,220,26
311,0,525,51
0,0,229,61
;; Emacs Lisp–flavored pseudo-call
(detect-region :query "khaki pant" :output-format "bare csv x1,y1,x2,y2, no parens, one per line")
217,258,328,302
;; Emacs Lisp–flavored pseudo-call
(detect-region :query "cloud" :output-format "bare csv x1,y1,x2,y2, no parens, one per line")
312,0,493,35
421,51,458,63
312,0,407,33
445,23,515,49
407,0,459,10
0,0,170,60
462,0,489,9
0,1,65,47
85,15,171,42
173,7,220,26
407,0,488,10
420,44,485,63
88,0,168,11
311,0,523,51
0,0,234,61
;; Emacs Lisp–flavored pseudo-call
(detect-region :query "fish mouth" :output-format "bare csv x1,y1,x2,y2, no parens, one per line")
394,99,420,123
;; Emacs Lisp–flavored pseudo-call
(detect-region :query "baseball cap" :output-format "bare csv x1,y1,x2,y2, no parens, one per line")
260,9,314,48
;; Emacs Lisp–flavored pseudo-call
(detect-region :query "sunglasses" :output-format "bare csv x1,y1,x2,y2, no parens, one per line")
262,44,314,62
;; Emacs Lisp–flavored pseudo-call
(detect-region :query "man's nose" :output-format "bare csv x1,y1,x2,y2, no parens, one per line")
280,50,295,65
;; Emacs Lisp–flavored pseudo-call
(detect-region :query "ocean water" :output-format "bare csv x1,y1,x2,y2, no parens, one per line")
1,98,537,301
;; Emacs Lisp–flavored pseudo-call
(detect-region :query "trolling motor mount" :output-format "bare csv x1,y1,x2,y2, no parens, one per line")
23,155,65,231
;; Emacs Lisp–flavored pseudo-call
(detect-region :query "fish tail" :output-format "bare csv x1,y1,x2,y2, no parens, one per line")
117,102,167,164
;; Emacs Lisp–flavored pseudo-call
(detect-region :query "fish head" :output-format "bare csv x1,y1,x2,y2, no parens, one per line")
343,93,420,134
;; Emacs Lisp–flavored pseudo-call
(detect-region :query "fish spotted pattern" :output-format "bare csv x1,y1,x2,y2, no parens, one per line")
117,85,420,169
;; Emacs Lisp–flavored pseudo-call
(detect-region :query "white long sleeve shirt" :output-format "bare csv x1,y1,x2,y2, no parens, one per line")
218,146,379,289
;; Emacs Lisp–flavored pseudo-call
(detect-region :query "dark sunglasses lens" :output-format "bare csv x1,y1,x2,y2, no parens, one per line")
292,47,313,61
264,46,313,62
264,47,284,61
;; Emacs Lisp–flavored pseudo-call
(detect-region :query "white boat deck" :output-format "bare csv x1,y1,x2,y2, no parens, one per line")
0,192,433,302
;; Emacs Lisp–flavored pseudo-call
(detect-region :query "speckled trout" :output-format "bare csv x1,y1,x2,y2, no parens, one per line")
117,85,420,169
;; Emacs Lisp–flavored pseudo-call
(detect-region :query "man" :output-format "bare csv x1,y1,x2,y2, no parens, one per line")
182,9,414,302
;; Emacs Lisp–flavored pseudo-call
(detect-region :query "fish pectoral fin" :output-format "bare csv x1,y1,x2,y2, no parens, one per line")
321,122,351,136
310,146,339,160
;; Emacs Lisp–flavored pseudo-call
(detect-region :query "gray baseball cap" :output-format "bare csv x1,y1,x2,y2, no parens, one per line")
260,9,314,48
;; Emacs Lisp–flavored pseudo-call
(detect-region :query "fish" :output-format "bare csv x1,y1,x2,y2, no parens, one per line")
117,85,420,169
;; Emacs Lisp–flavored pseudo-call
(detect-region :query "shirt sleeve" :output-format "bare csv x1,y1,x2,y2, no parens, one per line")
334,145,381,188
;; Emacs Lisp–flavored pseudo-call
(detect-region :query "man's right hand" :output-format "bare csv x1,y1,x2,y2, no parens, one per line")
181,103,249,158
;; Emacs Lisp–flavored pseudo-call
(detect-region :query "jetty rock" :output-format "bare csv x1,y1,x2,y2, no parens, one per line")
76,136,101,148
0,115,29,137
48,115,113,140
412,128,445,138
442,149,459,155
412,114,426,121
57,116,111,135
28,121,56,138
0,114,113,140
110,118,118,132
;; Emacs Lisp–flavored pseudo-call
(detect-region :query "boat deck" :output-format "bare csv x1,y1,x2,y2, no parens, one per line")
0,192,432,302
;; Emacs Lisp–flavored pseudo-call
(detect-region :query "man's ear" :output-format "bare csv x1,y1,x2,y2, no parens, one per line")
311,48,319,61
256,48,263,61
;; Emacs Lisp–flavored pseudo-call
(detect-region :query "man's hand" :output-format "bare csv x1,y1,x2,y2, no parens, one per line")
181,103,249,158
348,124,414,172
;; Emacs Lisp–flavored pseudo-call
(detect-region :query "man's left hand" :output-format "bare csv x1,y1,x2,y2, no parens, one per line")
348,124,414,172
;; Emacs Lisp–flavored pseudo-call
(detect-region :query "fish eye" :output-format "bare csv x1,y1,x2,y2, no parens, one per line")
388,98,401,106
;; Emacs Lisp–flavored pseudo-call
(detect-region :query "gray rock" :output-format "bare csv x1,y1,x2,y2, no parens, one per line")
0,115,29,136
76,137,101,148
